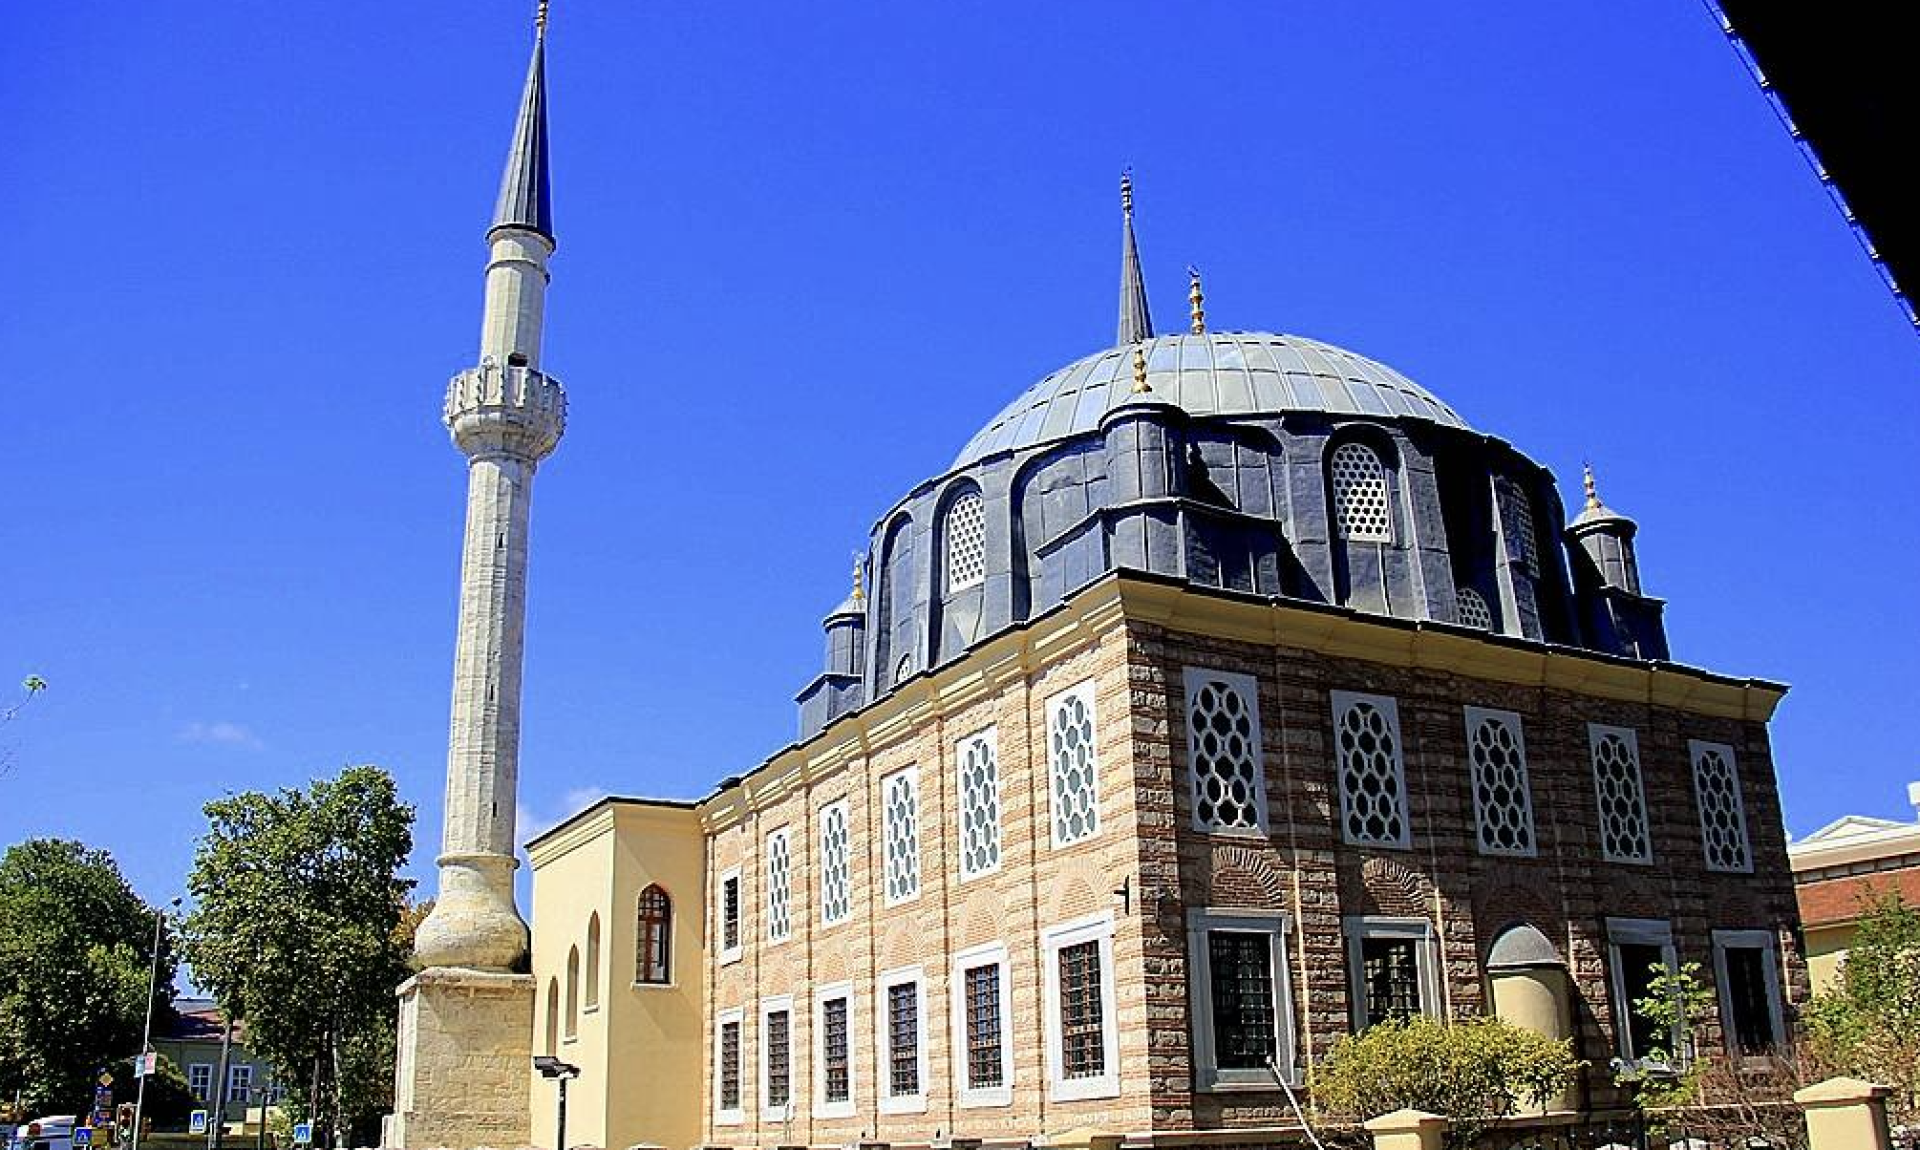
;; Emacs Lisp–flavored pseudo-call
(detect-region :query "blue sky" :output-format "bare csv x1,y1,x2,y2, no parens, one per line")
5,1,1917,917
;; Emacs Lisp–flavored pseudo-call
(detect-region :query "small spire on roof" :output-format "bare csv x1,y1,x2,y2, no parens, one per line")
491,4,554,244
536,0,549,39
850,553,866,603
1583,461,1602,511
1187,265,1206,335
1117,170,1154,346
1131,342,1151,393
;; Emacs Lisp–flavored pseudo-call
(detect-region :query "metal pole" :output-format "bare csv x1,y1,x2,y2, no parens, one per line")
209,1013,233,1150
554,1075,567,1150
255,1070,268,1150
130,900,174,1150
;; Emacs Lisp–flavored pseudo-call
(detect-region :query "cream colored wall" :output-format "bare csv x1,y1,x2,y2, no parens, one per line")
1804,924,1851,994
529,810,615,1149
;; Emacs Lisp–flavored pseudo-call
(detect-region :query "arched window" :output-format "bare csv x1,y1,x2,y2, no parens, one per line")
564,946,580,1040
1455,588,1493,630
944,489,987,592
584,913,601,1011
544,978,560,1055
1329,442,1393,543
636,885,671,985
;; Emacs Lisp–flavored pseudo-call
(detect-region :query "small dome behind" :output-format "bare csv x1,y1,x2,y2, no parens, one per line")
1486,923,1563,970
952,331,1471,469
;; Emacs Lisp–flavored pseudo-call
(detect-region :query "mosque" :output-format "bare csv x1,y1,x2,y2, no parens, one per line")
385,13,1806,1150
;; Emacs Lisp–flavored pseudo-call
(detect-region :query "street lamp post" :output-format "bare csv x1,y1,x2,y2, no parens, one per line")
130,897,181,1150
531,1057,579,1150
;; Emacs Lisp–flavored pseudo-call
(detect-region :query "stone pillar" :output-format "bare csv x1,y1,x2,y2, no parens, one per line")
385,969,535,1149
1795,1076,1894,1150
1362,1109,1446,1150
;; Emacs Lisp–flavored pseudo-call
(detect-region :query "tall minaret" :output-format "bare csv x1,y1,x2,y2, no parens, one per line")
388,10,558,1146
411,0,565,975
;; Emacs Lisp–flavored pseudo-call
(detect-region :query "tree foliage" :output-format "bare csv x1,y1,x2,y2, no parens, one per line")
1805,890,1920,1125
0,839,175,1117
180,766,414,1144
1311,1014,1580,1148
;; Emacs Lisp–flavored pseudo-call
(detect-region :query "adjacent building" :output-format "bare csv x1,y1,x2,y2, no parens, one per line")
1789,783,1920,991
154,1000,280,1130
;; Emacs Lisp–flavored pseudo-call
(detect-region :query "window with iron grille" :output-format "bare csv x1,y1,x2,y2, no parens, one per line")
1617,942,1668,1061
720,872,741,955
764,1008,791,1109
958,729,1002,879
1359,937,1422,1028
963,962,1004,1089
1059,940,1105,1079
718,1018,741,1112
820,800,851,925
1330,442,1393,542
1332,692,1410,847
945,489,987,592
1591,725,1652,864
1184,668,1266,833
1207,931,1277,1069
887,981,920,1098
766,828,791,942
1713,930,1783,1060
1049,683,1100,846
636,884,671,984
1455,587,1493,630
822,995,851,1103
883,768,920,904
1500,479,1540,576
1467,707,1535,857
1690,741,1752,873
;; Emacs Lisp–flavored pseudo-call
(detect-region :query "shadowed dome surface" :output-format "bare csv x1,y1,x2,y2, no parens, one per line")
953,331,1472,469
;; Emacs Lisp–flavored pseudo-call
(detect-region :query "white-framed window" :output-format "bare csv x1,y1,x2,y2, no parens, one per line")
1343,917,1441,1032
1183,667,1267,834
1189,909,1298,1089
1330,441,1393,543
760,995,794,1121
187,1062,213,1101
950,941,1014,1108
714,1005,746,1124
717,866,743,964
225,1063,252,1104
944,489,987,592
1591,725,1653,864
1455,587,1493,630
819,799,851,926
882,766,921,906
765,828,792,943
876,965,928,1113
1465,706,1535,857
1606,917,1679,1066
1048,681,1101,847
1690,740,1753,874
1711,929,1786,1059
813,981,856,1119
1042,913,1120,1101
1331,691,1410,847
957,727,1003,880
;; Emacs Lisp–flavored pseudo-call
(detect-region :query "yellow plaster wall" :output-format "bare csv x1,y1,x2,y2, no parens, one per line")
1803,923,1851,994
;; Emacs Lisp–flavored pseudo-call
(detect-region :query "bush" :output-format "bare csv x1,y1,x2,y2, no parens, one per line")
1311,1015,1580,1148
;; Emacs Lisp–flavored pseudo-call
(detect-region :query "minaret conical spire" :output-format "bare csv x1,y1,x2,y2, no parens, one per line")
1118,170,1154,346
491,5,554,244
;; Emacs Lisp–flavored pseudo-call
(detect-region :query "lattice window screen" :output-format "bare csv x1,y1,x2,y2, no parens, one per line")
766,829,791,942
1591,726,1652,863
1501,480,1541,575
1332,692,1410,846
883,769,921,903
1691,741,1752,873
1456,588,1493,630
1466,707,1535,856
1049,685,1100,846
1330,442,1393,542
958,730,1002,878
945,490,987,592
820,801,852,924
1184,669,1266,832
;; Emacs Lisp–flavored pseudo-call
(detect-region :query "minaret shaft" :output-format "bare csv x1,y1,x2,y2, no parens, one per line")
480,231,551,369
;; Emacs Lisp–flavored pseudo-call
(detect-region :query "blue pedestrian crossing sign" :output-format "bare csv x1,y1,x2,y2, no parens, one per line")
188,1111,208,1136
73,1129,92,1147
292,1123,313,1146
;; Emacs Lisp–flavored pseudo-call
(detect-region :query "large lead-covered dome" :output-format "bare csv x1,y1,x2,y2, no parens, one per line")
953,331,1470,469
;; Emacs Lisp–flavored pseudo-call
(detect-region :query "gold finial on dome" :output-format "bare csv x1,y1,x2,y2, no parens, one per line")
1131,342,1151,393
536,0,549,38
1583,462,1602,511
850,553,866,602
1187,265,1206,335
1121,168,1135,218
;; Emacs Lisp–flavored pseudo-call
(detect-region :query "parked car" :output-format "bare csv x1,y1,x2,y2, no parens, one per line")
12,1116,76,1150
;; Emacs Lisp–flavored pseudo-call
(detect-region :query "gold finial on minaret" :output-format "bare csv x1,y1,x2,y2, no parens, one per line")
851,553,866,602
1131,342,1151,393
1583,462,1602,511
1121,168,1135,218
1187,265,1206,335
536,0,549,39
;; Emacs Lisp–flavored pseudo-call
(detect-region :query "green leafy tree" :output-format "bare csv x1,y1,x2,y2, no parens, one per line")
1311,1014,1580,1148
180,766,414,1147
0,839,176,1115
1805,891,1920,1125
1613,959,1717,1111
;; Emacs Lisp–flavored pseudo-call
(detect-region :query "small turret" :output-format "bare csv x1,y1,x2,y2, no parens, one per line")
1565,464,1668,660
796,555,870,739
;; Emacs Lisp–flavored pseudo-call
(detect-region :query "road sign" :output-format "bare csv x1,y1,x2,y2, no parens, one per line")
74,1128,93,1147
132,1053,157,1078
98,1071,114,1087
292,1122,313,1146
188,1111,208,1136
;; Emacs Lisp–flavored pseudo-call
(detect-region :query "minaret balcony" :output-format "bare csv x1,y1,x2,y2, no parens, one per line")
444,362,568,461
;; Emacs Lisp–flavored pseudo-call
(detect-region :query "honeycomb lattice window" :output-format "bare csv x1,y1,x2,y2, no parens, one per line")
1691,741,1752,873
958,729,1002,879
883,768,920,904
820,800,852,925
1330,442,1393,543
1466,707,1535,857
1591,726,1652,863
1456,588,1493,630
1501,480,1540,576
945,490,987,592
1184,668,1266,832
1049,684,1100,847
765,828,791,942
1332,692,1410,847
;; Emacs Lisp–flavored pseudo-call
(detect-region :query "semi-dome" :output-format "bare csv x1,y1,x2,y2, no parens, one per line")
953,331,1471,469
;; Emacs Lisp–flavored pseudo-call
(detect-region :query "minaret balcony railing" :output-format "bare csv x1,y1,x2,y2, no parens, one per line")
443,362,568,461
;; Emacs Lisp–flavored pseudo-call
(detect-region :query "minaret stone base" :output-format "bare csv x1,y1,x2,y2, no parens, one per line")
384,968,534,1149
